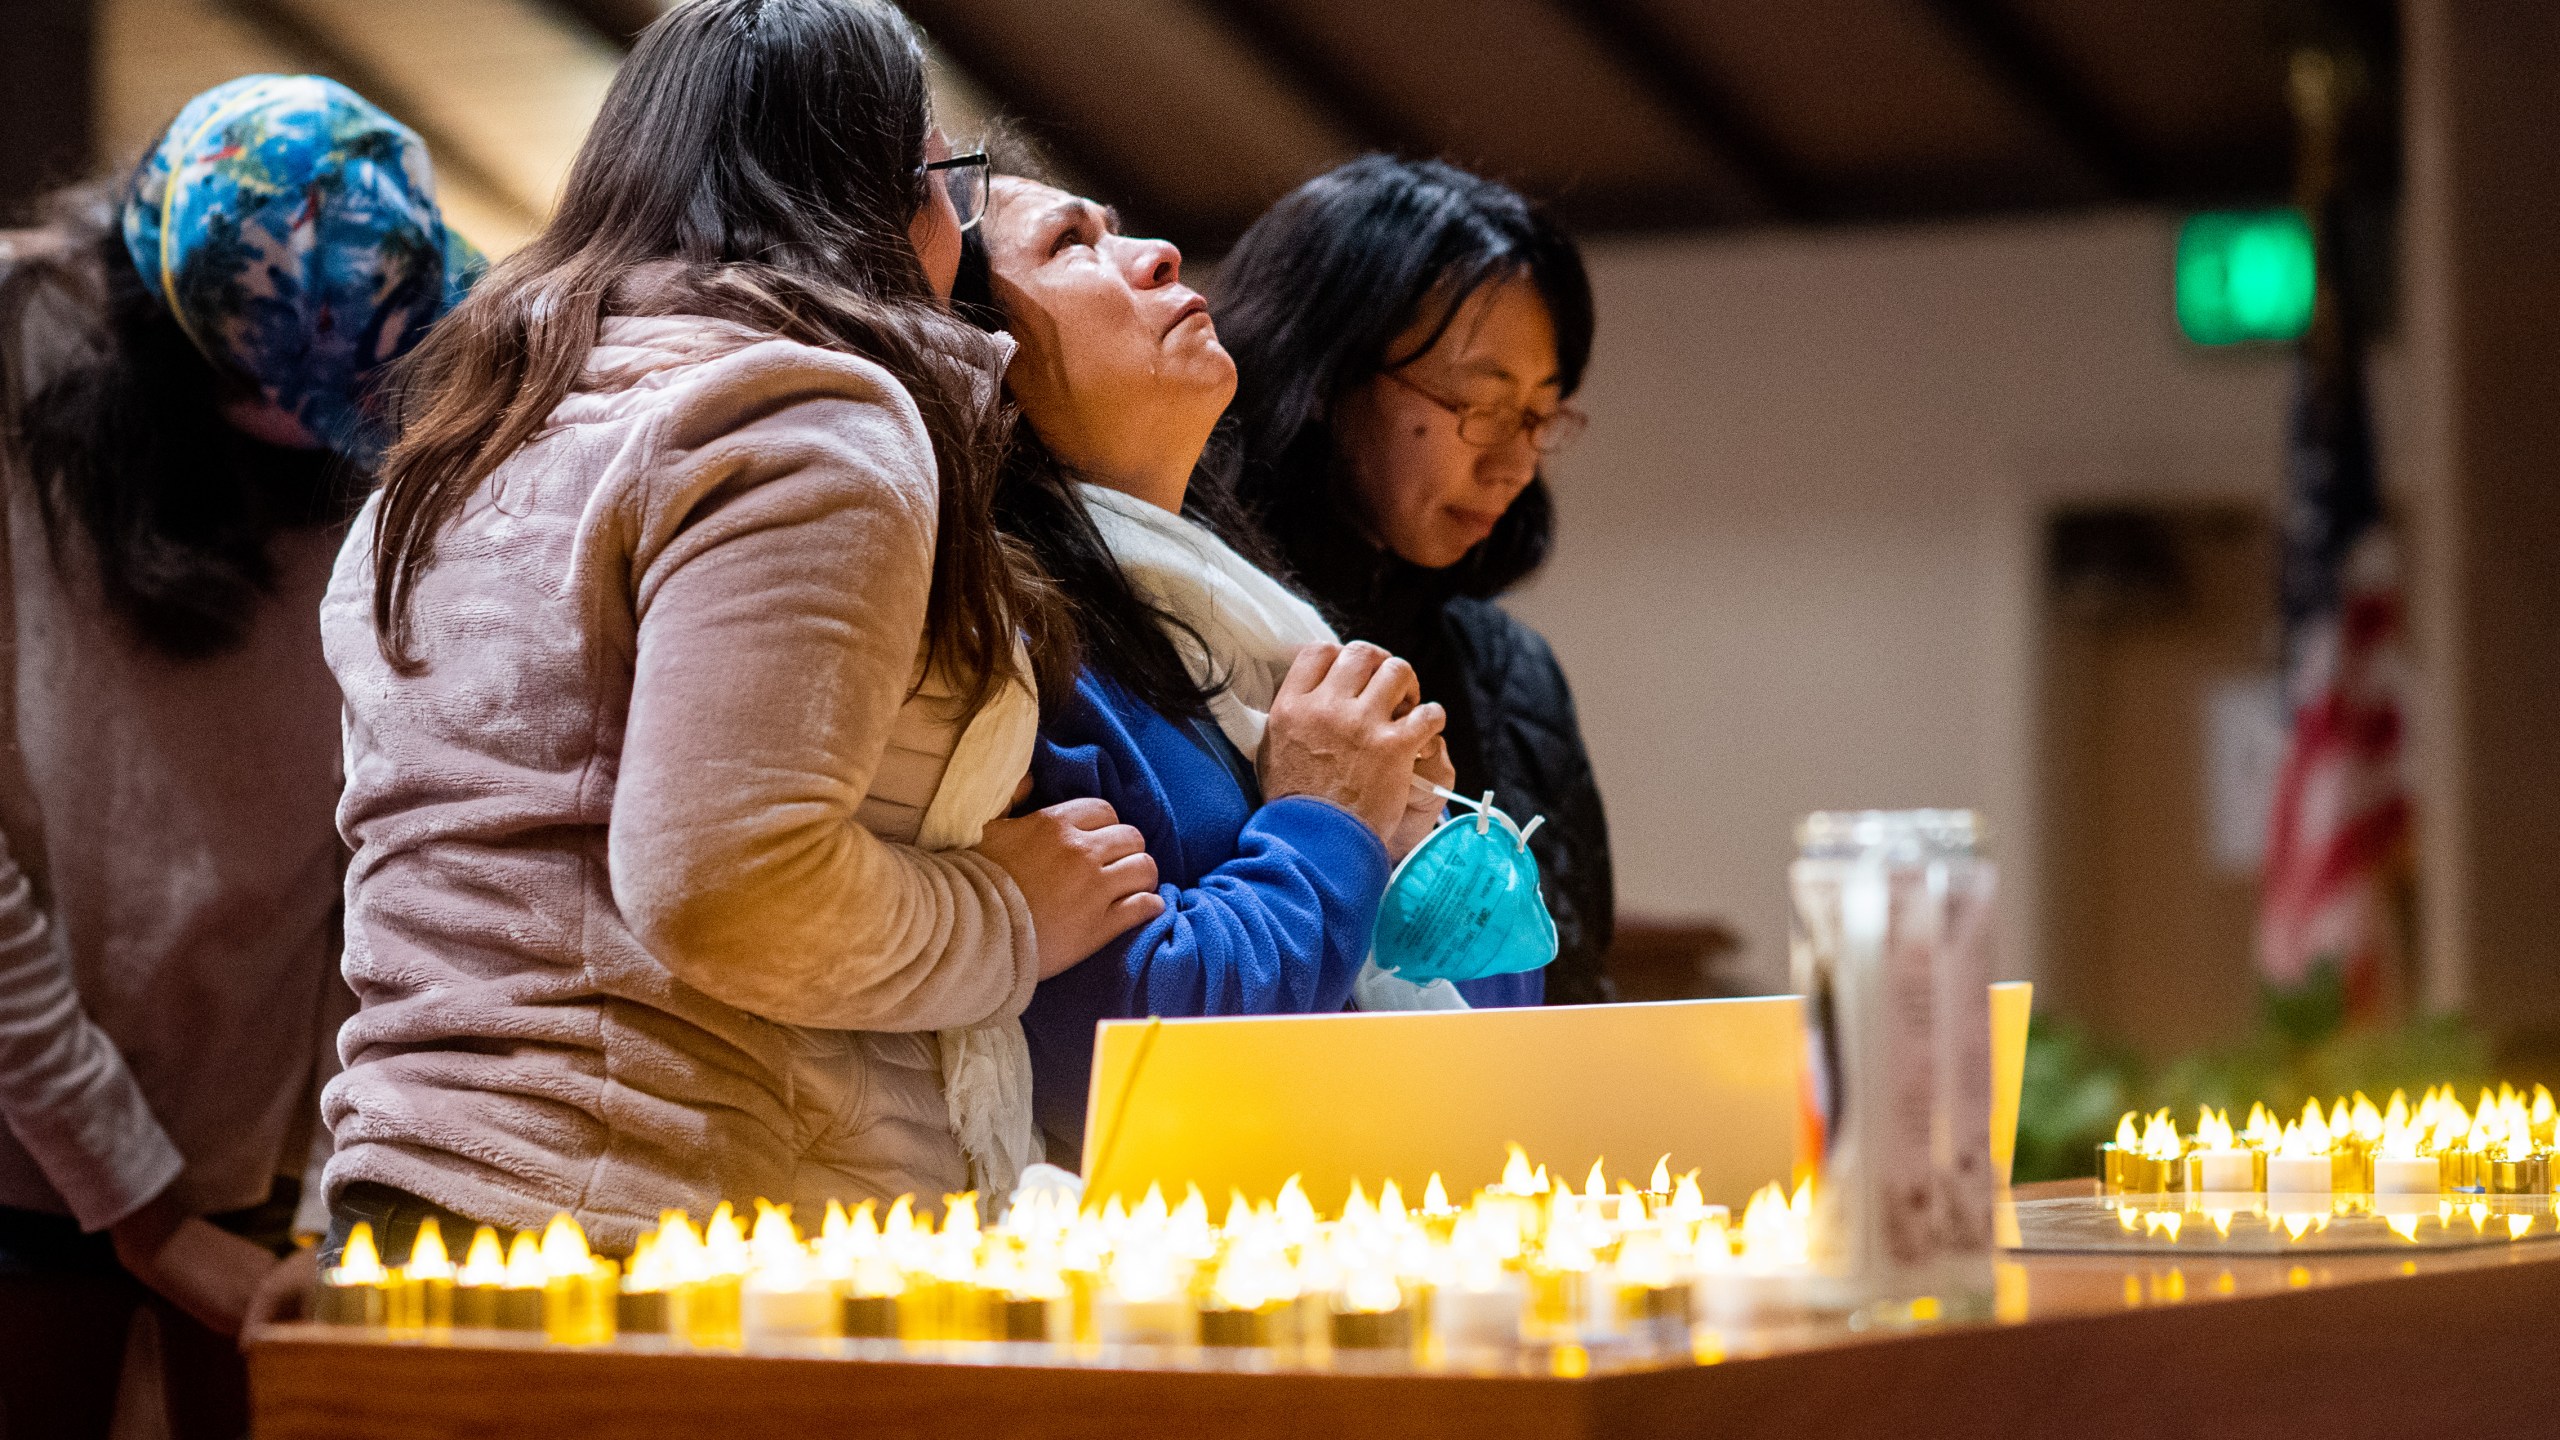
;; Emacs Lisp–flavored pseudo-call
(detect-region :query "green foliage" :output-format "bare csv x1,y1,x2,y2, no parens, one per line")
2012,1014,2133,1185
2010,979,2494,1184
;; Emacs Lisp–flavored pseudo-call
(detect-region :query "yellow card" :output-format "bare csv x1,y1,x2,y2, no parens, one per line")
1081,997,1805,1212
1081,983,2035,1211
1991,980,2033,1186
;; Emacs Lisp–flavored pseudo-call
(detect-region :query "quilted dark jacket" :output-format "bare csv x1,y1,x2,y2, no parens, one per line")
1279,530,1619,1005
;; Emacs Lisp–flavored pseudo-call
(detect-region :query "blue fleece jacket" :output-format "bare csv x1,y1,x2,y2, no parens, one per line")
1018,670,1545,1157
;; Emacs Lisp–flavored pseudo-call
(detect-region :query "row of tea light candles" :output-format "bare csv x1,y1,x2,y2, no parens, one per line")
2099,1084,2560,1199
314,1147,1819,1354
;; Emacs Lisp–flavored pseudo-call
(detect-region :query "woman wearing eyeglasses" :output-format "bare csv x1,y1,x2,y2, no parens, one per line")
1218,156,1615,1009
314,0,1160,1263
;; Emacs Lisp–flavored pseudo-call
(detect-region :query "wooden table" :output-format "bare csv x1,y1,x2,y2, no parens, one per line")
250,1183,2560,1439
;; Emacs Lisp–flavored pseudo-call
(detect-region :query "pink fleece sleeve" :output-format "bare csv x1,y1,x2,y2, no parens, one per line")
606,372,1037,1033
0,839,184,1232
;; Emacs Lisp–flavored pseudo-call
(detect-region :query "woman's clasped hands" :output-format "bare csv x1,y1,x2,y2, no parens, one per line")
1262,641,1454,862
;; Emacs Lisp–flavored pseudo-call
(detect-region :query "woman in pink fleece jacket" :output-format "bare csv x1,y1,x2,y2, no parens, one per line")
316,0,1160,1263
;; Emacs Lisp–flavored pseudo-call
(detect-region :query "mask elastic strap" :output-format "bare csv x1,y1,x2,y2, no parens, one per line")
1514,815,1545,852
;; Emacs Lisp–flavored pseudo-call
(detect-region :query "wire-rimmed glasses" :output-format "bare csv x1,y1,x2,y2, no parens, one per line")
1381,368,1588,455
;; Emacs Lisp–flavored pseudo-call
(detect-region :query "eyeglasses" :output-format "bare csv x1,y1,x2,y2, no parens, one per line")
923,147,992,232
1381,369,1587,455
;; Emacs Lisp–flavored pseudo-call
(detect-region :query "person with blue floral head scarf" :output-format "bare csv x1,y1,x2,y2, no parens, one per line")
0,74,474,1437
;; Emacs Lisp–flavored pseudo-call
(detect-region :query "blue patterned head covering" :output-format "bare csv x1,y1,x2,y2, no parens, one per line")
121,75,485,465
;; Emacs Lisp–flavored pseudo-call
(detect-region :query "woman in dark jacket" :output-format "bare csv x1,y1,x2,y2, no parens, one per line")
1217,155,1616,1006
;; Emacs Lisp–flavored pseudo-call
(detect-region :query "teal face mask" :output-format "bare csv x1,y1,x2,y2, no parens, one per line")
1367,789,1559,987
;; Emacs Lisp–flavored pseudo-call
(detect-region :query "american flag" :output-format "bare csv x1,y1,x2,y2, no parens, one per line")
2256,292,2412,1017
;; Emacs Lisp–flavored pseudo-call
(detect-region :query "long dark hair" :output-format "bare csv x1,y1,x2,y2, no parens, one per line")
1215,155,1594,598
370,0,1054,711
954,227,1273,721
0,188,353,658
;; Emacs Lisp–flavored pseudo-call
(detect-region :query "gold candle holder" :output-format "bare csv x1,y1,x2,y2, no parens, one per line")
2486,1154,2551,1195
840,1292,901,1340
998,1296,1056,1343
616,1287,668,1335
2436,1147,2479,1192
672,1275,742,1347
496,1284,543,1331
314,1274,387,1327
452,1283,502,1328
1526,1265,1594,1339
1330,1306,1412,1352
1615,1280,1694,1342
1198,1304,1277,1348
2098,1146,2175,1195
385,1272,453,1332
544,1259,619,1346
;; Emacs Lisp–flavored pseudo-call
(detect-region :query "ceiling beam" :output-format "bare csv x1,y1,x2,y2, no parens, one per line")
1184,0,1407,156
1917,0,2153,200
894,1,1210,250
1548,0,1822,223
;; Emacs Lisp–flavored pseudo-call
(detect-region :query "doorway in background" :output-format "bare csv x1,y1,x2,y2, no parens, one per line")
2040,504,2281,1061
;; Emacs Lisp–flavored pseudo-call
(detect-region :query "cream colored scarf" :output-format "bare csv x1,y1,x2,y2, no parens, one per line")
917,666,1046,1205
1076,484,1465,1013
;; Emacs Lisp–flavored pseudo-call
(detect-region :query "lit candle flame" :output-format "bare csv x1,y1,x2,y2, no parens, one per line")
1421,1173,1454,1216
338,1222,387,1285
458,1226,508,1286
2350,1092,2383,1143
540,1214,591,1280
504,1231,545,1287
2242,1102,2282,1149
2192,1106,2235,1151
408,1218,453,1281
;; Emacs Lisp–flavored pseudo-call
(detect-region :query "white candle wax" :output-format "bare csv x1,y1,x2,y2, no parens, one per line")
2263,1154,2333,1198
2189,1148,2257,1193
1095,1295,1192,1346
1702,1266,1808,1329
1434,1279,1524,1350
2372,1155,2440,1196
741,1283,834,1340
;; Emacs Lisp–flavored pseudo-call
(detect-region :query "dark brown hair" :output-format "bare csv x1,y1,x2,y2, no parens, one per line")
1,188,355,658
369,0,1058,711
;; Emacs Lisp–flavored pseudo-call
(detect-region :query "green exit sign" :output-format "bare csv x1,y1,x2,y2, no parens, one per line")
2176,210,2315,345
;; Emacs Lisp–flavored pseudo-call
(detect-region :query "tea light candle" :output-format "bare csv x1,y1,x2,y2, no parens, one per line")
742,1274,834,1339
316,1222,389,1327
452,1225,508,1327
497,1231,546,1331
1329,1267,1412,1352
839,1253,905,1340
1433,1274,1525,1351
1095,1247,1192,1345
1094,1292,1192,1345
2185,1149,2260,1195
2263,1154,2332,1199
538,1218,617,1345
2370,1154,2439,1196
387,1218,454,1332
1197,1304,1277,1347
